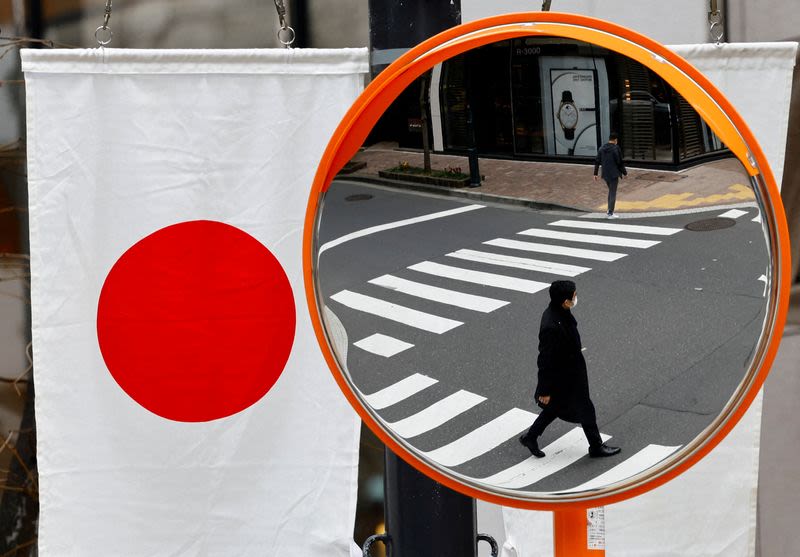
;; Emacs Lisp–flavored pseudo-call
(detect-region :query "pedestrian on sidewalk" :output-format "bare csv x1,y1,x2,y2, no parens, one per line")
594,132,627,218
519,280,621,459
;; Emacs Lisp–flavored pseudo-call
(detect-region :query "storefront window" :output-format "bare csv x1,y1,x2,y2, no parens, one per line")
511,39,545,155
441,56,469,150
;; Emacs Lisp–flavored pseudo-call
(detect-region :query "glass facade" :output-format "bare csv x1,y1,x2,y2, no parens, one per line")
436,38,730,168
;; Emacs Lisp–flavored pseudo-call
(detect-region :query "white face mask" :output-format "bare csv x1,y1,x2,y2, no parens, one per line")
571,296,578,308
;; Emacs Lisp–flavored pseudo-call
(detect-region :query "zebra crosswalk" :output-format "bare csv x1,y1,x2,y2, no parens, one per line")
365,371,678,492
324,208,756,491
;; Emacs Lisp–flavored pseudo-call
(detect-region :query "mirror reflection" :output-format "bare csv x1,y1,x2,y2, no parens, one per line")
315,37,769,495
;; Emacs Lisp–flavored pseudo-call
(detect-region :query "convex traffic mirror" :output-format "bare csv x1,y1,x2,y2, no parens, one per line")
304,13,791,508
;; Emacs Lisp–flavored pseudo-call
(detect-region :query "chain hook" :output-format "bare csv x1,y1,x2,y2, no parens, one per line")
708,0,724,45
273,0,295,48
94,0,113,47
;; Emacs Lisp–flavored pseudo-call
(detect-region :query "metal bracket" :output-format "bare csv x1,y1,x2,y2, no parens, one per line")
362,533,391,556
477,533,499,557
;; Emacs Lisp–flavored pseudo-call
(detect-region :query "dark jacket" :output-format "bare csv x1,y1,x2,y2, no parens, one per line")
594,142,627,181
534,302,595,423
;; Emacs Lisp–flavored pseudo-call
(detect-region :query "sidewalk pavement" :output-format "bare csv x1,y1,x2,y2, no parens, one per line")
343,142,755,214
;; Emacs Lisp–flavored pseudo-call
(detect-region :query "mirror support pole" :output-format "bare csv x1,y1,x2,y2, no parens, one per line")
384,449,477,557
553,507,606,557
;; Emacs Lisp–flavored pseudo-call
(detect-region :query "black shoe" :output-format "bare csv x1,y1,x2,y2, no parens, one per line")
519,435,545,458
588,444,621,458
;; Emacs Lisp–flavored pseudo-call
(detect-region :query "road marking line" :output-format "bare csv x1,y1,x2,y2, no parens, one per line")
569,444,681,492
518,228,660,249
388,390,486,439
719,208,748,219
319,204,485,254
759,274,768,297
423,408,536,467
485,238,627,262
447,249,591,277
330,290,462,334
369,274,509,313
408,261,550,294
480,428,612,489
753,213,762,223
354,333,414,357
549,219,682,236
363,373,438,410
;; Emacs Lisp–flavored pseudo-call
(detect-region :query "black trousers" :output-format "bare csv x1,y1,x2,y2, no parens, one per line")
524,403,603,449
605,177,619,214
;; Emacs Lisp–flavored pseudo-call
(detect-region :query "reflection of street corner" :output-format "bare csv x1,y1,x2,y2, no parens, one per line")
323,305,350,375
604,183,756,212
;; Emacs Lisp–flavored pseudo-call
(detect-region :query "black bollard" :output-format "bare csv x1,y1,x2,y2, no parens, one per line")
467,147,482,188
383,449,477,557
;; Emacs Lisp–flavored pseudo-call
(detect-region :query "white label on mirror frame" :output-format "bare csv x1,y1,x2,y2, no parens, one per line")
587,507,606,550
354,333,414,358
446,249,591,277
369,274,509,313
518,228,660,249
548,220,682,236
409,261,550,293
718,208,748,219
318,203,485,254
388,390,487,439
479,428,612,489
330,290,463,334
423,408,537,467
569,444,681,492
362,373,438,410
484,238,627,262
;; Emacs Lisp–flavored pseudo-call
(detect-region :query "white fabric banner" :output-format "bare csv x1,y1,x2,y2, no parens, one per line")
23,47,368,556
495,42,796,557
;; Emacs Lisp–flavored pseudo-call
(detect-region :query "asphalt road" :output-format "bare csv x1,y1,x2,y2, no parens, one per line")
315,179,770,494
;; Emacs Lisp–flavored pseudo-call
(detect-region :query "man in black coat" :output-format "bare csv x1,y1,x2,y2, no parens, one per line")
593,132,627,218
519,280,621,459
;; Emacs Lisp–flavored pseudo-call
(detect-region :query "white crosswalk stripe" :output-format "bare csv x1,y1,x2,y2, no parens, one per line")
479,428,612,489
354,333,414,357
548,219,682,236
446,249,591,277
369,274,509,313
569,444,681,492
388,390,486,439
363,373,438,410
330,290,463,334
485,238,627,262
718,208,748,219
409,261,550,293
518,228,660,249
423,408,536,467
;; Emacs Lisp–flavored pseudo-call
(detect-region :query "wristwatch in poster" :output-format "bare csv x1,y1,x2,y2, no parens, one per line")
557,90,579,140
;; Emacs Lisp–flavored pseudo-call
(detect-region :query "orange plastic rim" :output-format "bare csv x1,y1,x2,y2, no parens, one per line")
303,12,791,510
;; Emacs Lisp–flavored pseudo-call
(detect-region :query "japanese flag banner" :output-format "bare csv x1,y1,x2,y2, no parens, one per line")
22,48,368,556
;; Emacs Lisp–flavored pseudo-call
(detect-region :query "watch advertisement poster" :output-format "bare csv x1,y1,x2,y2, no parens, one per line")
545,64,607,157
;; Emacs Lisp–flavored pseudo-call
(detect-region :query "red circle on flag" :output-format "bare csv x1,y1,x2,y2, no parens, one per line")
97,220,296,422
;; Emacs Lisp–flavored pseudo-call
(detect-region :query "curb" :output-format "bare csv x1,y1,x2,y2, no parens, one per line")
339,175,588,213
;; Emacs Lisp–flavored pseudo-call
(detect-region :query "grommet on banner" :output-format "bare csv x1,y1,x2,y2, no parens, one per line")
274,0,295,48
94,0,113,47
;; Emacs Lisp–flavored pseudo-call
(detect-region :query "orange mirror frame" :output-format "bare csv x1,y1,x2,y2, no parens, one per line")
303,12,791,509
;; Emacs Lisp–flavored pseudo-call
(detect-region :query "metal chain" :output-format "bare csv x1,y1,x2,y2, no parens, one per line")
708,0,724,45
94,0,113,47
274,0,295,48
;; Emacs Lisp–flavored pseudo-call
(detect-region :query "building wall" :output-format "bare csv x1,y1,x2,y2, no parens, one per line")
460,0,710,44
